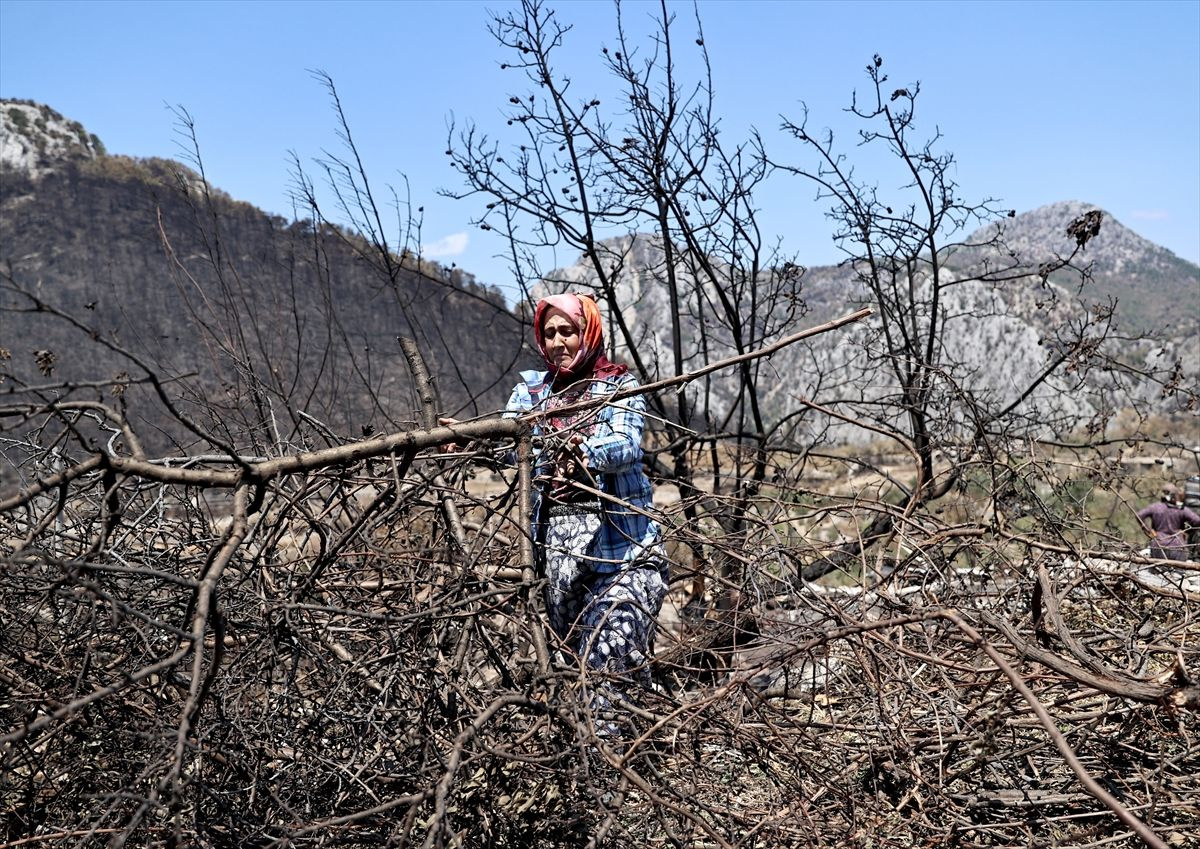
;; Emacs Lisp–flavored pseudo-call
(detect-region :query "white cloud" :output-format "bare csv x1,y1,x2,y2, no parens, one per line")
423,232,469,258
1131,209,1169,221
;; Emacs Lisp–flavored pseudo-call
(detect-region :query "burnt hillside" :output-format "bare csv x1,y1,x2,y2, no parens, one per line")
1,153,528,454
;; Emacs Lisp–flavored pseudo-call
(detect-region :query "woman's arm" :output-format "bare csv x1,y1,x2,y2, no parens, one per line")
580,381,646,473
438,380,535,459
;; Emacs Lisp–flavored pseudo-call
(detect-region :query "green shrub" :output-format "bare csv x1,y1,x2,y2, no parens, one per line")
6,107,28,131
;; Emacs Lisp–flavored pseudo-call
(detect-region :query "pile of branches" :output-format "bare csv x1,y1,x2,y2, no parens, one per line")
3,416,1198,849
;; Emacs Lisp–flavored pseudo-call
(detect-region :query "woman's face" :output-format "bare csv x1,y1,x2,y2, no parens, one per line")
541,308,581,369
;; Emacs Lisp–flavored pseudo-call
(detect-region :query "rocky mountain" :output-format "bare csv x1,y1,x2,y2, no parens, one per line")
1,101,529,456
2,99,1195,456
0,100,106,174
546,208,1198,440
964,200,1199,338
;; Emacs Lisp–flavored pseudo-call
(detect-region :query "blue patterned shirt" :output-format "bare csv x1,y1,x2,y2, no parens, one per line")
504,369,663,573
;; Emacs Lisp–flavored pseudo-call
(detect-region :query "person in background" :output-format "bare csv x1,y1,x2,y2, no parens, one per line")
1184,474,1200,558
1137,483,1200,561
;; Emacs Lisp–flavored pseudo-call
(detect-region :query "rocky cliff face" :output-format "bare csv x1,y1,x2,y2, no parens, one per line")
1,100,104,174
544,205,1198,441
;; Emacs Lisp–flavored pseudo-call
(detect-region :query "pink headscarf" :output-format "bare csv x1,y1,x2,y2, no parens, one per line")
533,294,625,381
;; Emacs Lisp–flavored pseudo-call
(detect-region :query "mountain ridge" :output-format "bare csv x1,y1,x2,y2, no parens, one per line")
2,99,1195,451
966,200,1198,336
1,100,529,455
1,100,105,173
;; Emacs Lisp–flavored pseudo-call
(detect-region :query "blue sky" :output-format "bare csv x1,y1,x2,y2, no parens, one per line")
2,0,1198,302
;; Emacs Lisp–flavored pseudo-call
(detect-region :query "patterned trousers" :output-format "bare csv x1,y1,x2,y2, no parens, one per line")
542,510,668,707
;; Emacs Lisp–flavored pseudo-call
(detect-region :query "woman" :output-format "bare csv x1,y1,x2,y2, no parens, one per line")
1137,484,1200,561
505,293,667,720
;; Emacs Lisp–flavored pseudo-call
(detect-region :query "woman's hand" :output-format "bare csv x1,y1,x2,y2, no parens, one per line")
437,417,465,453
554,434,589,480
